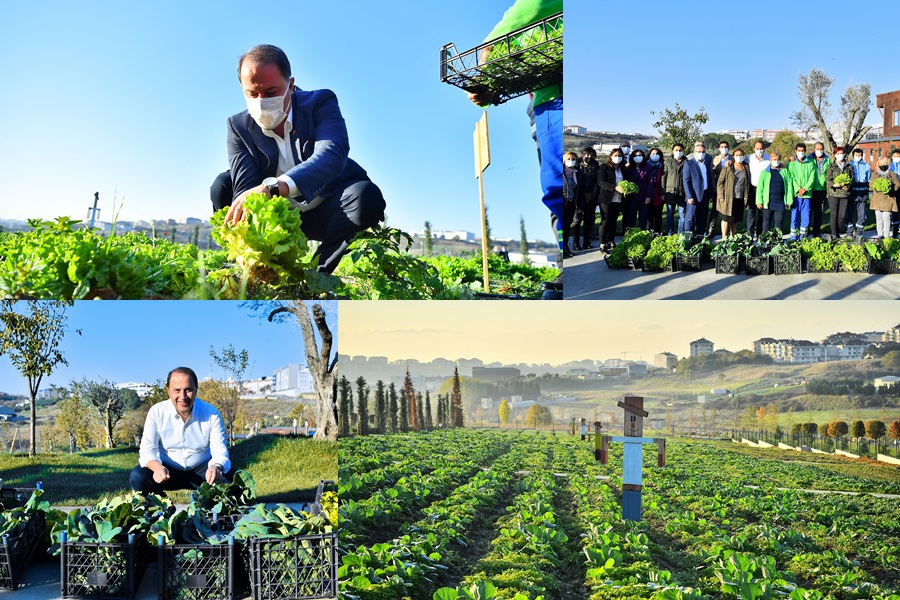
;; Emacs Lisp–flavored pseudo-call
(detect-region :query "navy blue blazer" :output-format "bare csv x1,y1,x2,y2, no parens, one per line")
682,155,713,203
227,88,369,202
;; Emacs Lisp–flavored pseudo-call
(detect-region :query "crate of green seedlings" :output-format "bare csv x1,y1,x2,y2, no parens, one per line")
799,238,837,273
235,504,336,600
863,240,893,274
714,254,742,274
157,471,259,600
60,532,149,600
744,255,771,276
0,484,47,591
834,238,868,273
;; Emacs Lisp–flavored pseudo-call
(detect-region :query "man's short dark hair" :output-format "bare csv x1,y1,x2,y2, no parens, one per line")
796,143,806,151
238,44,291,81
167,367,199,391
673,143,684,151
719,140,729,147
582,145,596,156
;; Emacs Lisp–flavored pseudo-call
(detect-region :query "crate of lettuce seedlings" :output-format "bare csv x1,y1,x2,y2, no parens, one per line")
834,238,868,273
157,470,258,600
798,238,837,273
713,234,750,274
769,235,801,275
883,239,900,274
863,240,893,274
54,492,174,600
0,484,47,591
235,502,336,600
675,236,712,272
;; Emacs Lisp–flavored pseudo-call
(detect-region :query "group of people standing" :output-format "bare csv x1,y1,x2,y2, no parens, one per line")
562,140,900,255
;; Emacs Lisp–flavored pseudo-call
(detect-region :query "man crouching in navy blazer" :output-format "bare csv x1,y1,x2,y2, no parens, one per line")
210,44,386,273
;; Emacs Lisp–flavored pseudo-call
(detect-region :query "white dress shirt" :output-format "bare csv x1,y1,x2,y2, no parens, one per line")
261,108,302,199
139,398,230,473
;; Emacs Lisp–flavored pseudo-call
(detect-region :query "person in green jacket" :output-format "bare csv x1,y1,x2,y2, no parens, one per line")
466,0,563,257
809,142,830,238
787,143,816,240
756,152,795,235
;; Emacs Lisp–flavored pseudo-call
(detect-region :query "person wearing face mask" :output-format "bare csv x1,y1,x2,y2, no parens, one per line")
627,149,654,231
210,45,386,274
619,141,633,169
562,151,579,257
846,149,871,237
663,143,687,234
786,143,816,241
825,147,854,239
709,141,733,237
890,149,900,237
597,149,629,251
644,147,666,234
869,157,900,241
682,141,714,237
746,140,770,242
573,146,601,250
755,152,794,235
808,142,830,238
715,149,750,238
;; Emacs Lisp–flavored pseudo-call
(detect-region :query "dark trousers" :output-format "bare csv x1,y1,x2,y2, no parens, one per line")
828,195,850,238
648,205,663,234
129,462,235,495
745,185,762,237
706,198,718,234
563,196,576,248
810,190,826,236
621,197,639,232
210,171,386,273
572,199,595,247
845,191,867,232
762,209,786,234
685,196,709,236
599,201,621,245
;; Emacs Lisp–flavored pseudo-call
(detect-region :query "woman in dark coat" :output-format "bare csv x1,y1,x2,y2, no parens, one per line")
597,148,629,252
715,149,750,238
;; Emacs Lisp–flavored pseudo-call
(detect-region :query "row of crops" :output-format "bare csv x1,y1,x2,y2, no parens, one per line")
338,430,900,599
0,199,558,300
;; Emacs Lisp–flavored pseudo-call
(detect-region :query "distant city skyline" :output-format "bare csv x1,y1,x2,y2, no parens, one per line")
339,301,899,366
0,301,336,397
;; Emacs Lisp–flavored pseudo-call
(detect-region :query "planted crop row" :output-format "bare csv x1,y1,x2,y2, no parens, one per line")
340,446,524,599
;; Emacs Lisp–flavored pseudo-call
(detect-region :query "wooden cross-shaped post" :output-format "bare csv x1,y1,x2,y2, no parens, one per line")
597,396,666,521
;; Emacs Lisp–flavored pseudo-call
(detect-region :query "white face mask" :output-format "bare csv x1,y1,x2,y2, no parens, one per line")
565,159,576,167
245,83,291,130
835,154,844,162
796,152,806,160
771,160,780,168
893,157,900,164
733,155,744,163
612,156,623,165
673,151,683,159
720,148,729,156
622,147,631,155
634,155,644,164
815,149,824,157
695,151,705,160
755,149,764,157
650,154,660,162
855,155,863,162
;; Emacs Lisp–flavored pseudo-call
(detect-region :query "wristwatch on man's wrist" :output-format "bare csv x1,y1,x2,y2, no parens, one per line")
262,177,281,197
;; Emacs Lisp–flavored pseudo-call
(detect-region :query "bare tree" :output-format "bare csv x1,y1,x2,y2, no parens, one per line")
268,302,337,441
792,67,872,154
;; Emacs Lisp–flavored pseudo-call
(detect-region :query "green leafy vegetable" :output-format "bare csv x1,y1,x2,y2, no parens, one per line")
618,181,640,196
834,173,852,187
873,177,892,194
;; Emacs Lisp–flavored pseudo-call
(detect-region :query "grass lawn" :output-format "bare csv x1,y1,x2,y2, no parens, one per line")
0,434,336,505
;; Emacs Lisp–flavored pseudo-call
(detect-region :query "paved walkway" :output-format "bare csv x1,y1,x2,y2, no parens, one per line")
564,246,900,300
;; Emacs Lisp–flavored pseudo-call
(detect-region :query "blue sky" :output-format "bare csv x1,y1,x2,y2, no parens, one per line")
0,301,337,396
0,1,552,242
565,1,891,136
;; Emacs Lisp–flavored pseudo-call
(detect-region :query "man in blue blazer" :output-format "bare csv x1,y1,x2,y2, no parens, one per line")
210,45,385,273
682,141,714,236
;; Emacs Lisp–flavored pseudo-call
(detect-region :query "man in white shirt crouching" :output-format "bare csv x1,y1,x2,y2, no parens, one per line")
129,367,233,494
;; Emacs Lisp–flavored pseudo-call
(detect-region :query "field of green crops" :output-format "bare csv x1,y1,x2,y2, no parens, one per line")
338,430,900,600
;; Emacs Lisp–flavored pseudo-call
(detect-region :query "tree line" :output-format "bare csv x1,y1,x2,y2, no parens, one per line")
339,367,464,436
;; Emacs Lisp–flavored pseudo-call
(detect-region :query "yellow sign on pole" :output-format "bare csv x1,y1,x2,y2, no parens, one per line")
474,112,491,291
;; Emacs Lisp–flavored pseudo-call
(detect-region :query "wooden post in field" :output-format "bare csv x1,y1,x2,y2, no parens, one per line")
474,112,491,291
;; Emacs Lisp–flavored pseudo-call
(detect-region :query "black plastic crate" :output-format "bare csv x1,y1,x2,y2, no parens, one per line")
744,256,771,276
0,510,45,590
866,257,893,274
675,254,702,272
60,533,149,600
246,532,337,600
802,257,837,273
773,252,801,275
159,539,240,600
642,257,675,272
714,255,742,274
